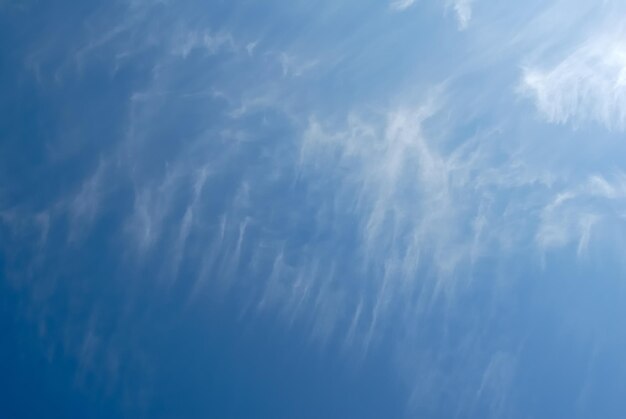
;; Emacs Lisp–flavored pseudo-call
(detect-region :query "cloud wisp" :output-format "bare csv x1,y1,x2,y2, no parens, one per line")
390,0,417,11
521,25,626,130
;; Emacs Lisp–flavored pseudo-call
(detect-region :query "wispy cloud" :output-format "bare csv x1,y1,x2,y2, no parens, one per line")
296,94,537,357
390,0,416,11
450,0,473,29
392,0,473,29
66,159,108,242
521,25,626,130
275,52,319,78
536,173,626,256
172,30,236,58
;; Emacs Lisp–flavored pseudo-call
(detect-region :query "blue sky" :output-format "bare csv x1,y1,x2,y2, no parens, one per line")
3,0,626,418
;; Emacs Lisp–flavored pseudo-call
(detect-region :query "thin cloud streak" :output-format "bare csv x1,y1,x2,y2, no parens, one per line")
390,0,416,11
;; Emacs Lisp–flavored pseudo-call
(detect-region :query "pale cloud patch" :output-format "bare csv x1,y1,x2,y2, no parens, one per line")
392,0,472,29
474,352,517,417
277,52,318,77
536,173,626,256
451,0,473,30
67,159,108,242
390,0,416,11
521,25,626,130
126,165,184,254
245,41,259,56
172,30,236,58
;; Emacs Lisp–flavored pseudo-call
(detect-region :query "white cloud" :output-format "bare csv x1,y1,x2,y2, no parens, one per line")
521,25,626,130
297,96,534,355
